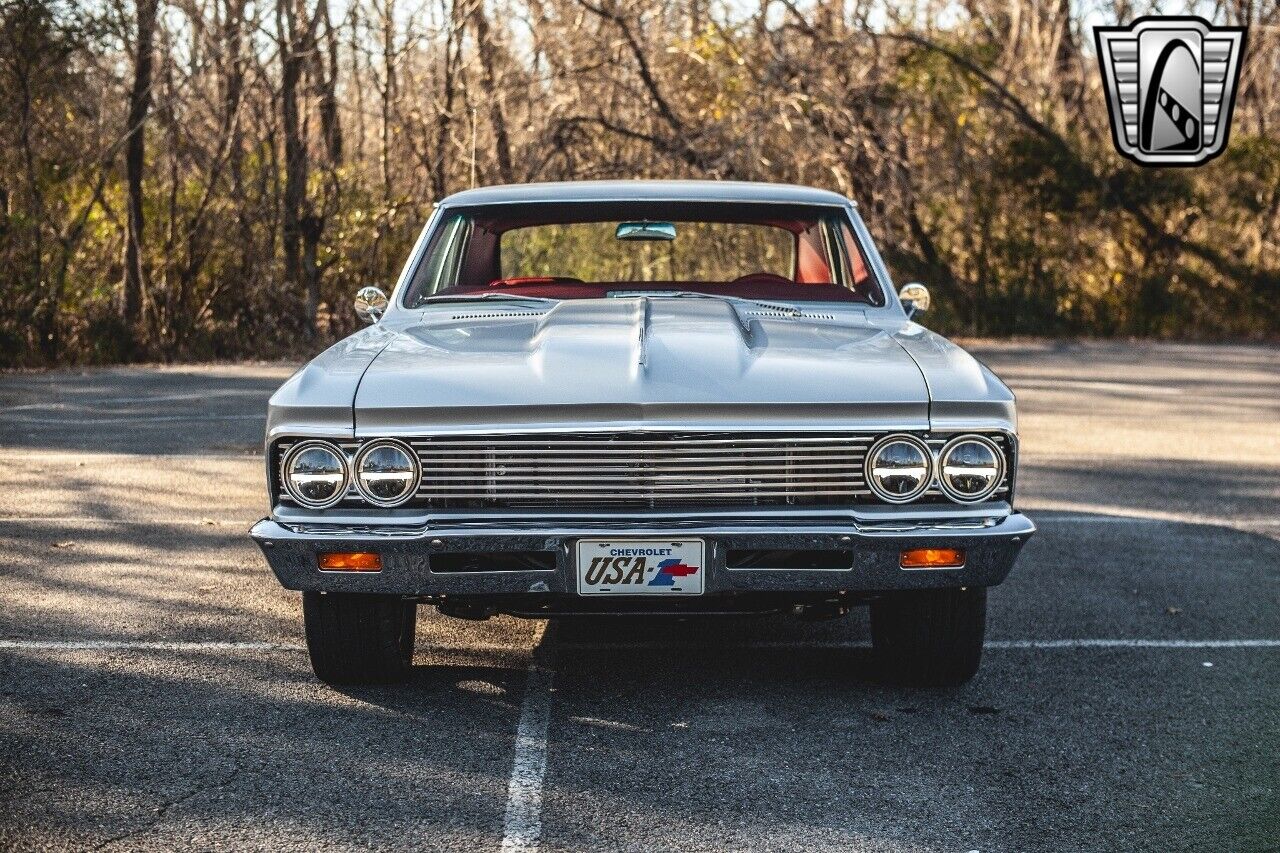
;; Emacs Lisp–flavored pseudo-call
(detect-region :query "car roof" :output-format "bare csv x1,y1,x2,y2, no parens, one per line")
438,180,853,208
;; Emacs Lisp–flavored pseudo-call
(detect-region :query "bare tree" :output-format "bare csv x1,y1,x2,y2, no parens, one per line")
278,0,319,335
122,0,160,342
471,2,512,183
2,0,1278,366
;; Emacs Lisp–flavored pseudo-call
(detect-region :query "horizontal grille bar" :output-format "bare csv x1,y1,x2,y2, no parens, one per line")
417,462,865,473
403,491,867,501
414,445,875,450
417,468,860,481
418,478,867,489
407,436,876,447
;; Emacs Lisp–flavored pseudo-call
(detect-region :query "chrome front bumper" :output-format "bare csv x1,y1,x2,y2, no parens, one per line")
250,505,1035,598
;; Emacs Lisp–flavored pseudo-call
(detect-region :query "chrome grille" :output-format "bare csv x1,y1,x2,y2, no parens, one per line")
410,433,873,508
273,431,1012,510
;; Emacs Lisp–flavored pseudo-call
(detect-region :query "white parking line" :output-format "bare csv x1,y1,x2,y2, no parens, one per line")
6,389,266,410
1032,512,1280,529
548,639,1280,651
0,640,302,650
0,517,249,526
1011,379,1184,395
501,622,554,853
0,414,265,426
2,638,1278,652
988,637,1280,645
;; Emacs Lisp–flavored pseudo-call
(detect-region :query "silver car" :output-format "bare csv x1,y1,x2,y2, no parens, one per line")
251,181,1035,687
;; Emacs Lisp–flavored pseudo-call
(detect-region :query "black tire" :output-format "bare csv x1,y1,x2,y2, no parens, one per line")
870,587,986,687
302,592,417,685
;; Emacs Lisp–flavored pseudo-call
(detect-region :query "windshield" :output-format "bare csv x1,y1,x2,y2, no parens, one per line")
402,201,885,307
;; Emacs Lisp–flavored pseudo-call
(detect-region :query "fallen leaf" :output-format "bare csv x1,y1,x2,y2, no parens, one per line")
1166,606,1182,615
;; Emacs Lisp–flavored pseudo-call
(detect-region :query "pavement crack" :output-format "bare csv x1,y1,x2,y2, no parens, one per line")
91,759,246,851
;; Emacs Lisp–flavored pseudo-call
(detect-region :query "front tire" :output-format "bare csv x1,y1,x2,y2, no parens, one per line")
870,587,986,687
302,592,416,685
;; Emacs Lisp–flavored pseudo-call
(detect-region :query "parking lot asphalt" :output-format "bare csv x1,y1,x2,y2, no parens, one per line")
0,341,1277,852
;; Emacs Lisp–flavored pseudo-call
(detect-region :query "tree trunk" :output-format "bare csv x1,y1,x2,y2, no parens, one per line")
122,0,160,343
279,0,311,336
472,5,512,184
301,210,323,333
223,0,252,320
317,0,343,165
430,0,459,201
381,0,395,202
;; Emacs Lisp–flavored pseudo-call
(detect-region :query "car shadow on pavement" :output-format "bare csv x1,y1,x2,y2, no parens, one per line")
521,612,1280,853
0,646,529,850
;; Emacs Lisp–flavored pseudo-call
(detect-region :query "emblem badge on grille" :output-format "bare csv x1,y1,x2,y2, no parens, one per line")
1094,16,1246,167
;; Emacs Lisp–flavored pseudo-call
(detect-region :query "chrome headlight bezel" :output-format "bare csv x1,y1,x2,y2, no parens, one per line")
864,434,933,504
282,440,350,509
352,439,421,507
938,434,1005,503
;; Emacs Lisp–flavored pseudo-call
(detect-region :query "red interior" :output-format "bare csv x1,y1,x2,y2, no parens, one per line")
412,203,883,306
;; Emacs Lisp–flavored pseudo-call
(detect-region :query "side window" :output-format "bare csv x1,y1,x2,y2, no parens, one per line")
405,214,465,305
837,218,883,306
795,223,834,283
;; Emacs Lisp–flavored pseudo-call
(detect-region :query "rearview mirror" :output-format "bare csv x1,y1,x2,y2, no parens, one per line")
354,286,389,324
616,221,676,241
898,282,930,319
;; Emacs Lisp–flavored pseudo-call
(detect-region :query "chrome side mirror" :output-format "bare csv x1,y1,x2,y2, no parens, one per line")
898,282,931,319
354,286,389,324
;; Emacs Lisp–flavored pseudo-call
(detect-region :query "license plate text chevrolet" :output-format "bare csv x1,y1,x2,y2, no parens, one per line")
250,180,1035,687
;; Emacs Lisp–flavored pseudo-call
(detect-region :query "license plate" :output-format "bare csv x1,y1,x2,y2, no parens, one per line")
575,539,705,596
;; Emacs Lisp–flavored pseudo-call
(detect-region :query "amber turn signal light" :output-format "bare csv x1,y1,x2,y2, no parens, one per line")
900,548,965,569
318,552,382,571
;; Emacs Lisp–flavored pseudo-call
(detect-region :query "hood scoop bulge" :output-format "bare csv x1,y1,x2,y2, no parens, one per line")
357,296,929,429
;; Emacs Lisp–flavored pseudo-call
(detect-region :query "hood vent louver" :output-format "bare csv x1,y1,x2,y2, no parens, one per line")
746,309,835,321
450,310,548,321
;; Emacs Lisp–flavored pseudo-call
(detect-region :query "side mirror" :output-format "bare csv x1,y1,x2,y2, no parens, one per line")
354,286,389,324
898,282,931,319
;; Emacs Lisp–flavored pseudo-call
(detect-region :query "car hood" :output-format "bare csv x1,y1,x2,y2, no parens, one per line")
352,298,931,432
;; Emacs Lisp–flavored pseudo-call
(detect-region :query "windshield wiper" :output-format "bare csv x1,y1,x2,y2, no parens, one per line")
420,293,561,306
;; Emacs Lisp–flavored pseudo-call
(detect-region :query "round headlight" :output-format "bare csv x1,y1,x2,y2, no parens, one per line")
939,435,1004,502
283,441,349,508
354,440,420,506
865,435,932,503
